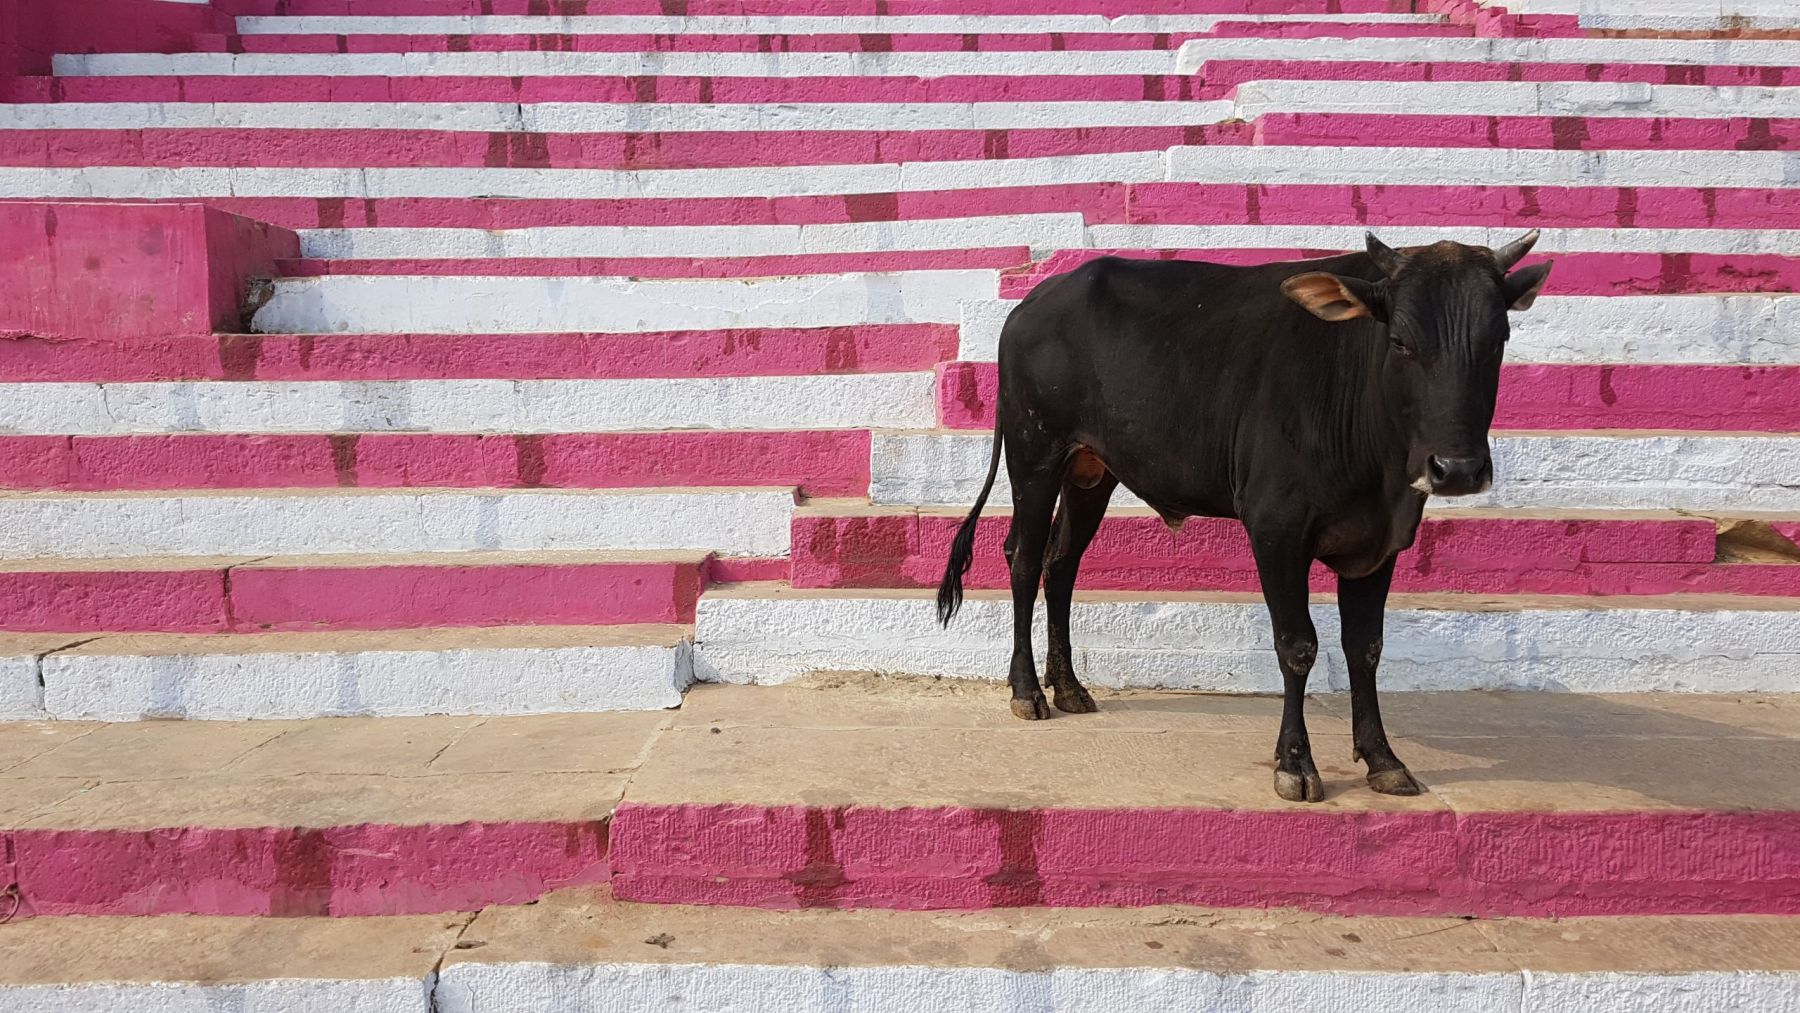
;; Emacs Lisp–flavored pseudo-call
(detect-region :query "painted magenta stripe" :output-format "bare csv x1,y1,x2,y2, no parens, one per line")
607,803,1800,916
8,118,1793,171
8,820,608,917
231,558,701,630
0,126,1246,169
1000,251,1800,297
0,431,871,497
1197,57,1800,88
1126,183,1800,230
0,326,958,382
12,74,1215,104
1256,114,1800,151
231,25,1467,53
0,557,700,633
276,251,1031,277
937,361,1800,433
222,1,1417,17
790,511,1800,597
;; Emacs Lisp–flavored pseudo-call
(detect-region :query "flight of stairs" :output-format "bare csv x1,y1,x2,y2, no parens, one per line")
2,0,1800,1008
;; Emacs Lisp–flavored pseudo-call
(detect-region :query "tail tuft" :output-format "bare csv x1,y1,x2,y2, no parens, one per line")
935,430,1005,627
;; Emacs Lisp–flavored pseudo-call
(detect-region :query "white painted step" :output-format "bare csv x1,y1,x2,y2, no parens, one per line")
10,891,1797,1013
295,214,1085,259
1082,225,1800,258
23,626,691,722
249,271,994,334
10,82,1796,133
870,431,1800,512
956,294,1800,364
0,487,795,558
9,147,1798,200
695,584,1800,694
234,13,1444,34
0,374,938,436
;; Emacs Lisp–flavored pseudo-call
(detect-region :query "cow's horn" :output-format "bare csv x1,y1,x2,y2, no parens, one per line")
1492,229,1540,271
1365,232,1405,277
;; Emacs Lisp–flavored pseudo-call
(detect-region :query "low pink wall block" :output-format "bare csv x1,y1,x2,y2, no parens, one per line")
0,557,703,633
0,202,298,342
1,0,232,82
939,360,1800,433
790,511,1800,598
6,820,608,918
608,803,1800,917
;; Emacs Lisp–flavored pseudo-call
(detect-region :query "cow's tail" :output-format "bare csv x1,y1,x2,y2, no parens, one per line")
937,428,1005,627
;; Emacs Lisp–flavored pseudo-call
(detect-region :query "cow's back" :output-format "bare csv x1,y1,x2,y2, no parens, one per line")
996,252,1385,519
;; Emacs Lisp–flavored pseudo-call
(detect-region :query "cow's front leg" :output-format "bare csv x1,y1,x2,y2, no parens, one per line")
1338,557,1424,796
1250,529,1325,803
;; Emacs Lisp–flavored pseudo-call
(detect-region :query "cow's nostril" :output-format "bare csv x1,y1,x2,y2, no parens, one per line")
1428,456,1451,482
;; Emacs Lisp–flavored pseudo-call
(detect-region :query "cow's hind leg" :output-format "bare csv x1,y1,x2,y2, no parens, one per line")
1339,557,1424,796
1003,466,1062,721
1249,529,1326,803
1042,473,1117,714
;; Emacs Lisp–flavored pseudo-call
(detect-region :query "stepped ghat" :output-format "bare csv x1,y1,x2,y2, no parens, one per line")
2,0,1800,1008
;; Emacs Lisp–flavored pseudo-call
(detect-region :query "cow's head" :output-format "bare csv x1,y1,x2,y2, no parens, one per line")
1280,231,1552,497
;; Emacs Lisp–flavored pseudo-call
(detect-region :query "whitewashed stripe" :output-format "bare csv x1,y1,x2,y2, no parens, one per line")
41,639,691,721
250,271,996,333
0,488,795,557
0,101,1240,132
8,83,1794,133
236,13,1445,34
5,147,1795,201
0,374,938,436
956,294,1800,364
695,591,1800,693
50,37,1800,76
297,214,1087,258
870,431,1800,512
0,151,1170,200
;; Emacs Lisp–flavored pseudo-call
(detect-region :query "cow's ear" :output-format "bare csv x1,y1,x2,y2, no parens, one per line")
1282,273,1376,322
1503,260,1553,311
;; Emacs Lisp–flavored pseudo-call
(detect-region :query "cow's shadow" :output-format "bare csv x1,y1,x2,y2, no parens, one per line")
1097,689,1800,810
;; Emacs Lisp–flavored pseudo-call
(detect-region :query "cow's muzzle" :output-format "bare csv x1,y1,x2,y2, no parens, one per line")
1427,455,1493,496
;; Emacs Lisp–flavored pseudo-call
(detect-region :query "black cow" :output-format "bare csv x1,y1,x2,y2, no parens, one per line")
937,231,1553,803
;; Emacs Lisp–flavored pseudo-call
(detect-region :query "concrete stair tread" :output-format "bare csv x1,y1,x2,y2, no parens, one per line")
792,499,1795,522
0,549,711,571
37,623,693,657
0,709,667,829
0,485,798,501
7,887,1800,1008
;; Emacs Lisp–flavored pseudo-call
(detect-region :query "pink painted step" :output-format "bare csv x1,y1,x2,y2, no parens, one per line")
15,117,1794,172
0,553,703,633
0,325,954,382
1000,250,1800,297
8,820,608,918
1254,114,1800,151
0,126,1246,170
608,802,1800,916
11,74,1217,104
232,24,1469,53
939,361,1800,433
0,432,870,496
218,0,1423,16
791,509,1800,597
275,251,1029,278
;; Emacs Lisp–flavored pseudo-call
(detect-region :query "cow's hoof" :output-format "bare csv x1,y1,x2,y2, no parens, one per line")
1274,769,1326,803
1367,767,1425,796
1051,683,1098,714
1010,695,1053,721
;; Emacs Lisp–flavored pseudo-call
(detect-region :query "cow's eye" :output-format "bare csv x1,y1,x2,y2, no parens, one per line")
1388,337,1414,359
